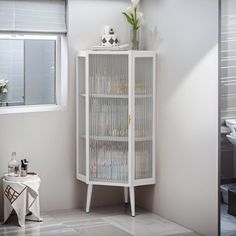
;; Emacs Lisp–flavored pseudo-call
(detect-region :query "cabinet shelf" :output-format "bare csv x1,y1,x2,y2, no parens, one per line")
89,178,128,184
80,135,152,142
80,94,152,99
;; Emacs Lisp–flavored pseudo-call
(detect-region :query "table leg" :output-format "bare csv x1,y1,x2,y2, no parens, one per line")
86,184,93,213
129,187,135,217
124,187,129,205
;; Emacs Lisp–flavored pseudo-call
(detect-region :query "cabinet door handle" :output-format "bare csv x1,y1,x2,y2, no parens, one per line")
128,115,132,125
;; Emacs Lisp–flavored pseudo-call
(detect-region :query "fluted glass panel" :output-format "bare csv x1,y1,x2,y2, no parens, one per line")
78,57,86,176
88,54,129,183
135,57,153,179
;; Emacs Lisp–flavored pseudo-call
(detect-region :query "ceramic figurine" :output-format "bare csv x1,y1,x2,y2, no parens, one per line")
101,26,119,47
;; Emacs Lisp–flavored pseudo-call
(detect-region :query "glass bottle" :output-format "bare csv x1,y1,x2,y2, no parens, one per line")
131,28,139,50
8,152,19,176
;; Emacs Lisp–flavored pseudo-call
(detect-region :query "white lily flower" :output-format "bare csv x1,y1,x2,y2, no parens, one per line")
126,6,133,15
131,0,139,7
138,17,145,28
122,0,144,33
136,11,143,19
0,79,8,94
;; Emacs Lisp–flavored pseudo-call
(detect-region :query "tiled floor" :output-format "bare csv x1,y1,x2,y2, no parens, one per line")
221,204,236,236
0,205,199,236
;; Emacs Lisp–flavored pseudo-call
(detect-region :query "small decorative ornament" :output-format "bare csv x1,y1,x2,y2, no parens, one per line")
122,0,144,50
101,26,119,47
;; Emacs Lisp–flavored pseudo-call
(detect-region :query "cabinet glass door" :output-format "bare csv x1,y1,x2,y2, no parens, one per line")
88,54,129,183
134,57,154,180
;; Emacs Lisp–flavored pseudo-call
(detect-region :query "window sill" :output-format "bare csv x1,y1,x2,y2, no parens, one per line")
0,104,66,115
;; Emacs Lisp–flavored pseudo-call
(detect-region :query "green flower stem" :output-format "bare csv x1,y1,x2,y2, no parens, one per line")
122,5,140,50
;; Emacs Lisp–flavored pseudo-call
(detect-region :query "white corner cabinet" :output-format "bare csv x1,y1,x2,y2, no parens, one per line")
76,50,156,217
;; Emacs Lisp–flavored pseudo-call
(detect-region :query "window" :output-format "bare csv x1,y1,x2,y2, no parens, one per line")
0,35,58,107
0,0,67,113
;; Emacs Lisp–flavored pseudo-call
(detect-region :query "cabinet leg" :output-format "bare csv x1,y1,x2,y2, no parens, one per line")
124,187,129,205
129,187,135,217
86,184,93,213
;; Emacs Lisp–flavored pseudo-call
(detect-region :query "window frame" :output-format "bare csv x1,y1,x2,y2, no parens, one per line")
0,33,68,114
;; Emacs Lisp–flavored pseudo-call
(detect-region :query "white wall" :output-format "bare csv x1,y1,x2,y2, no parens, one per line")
0,0,130,217
136,1,219,235
68,0,130,50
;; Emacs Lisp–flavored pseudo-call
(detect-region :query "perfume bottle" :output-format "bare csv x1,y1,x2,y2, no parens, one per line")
8,152,19,176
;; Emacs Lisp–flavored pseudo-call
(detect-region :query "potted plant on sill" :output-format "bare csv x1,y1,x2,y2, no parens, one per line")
0,78,8,107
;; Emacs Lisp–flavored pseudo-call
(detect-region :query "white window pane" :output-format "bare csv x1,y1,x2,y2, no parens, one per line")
24,40,56,105
0,39,24,106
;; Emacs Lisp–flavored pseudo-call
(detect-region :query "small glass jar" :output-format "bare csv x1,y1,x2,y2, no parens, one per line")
21,159,28,177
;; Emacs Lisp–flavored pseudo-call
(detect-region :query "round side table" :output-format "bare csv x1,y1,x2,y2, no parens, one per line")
3,174,42,227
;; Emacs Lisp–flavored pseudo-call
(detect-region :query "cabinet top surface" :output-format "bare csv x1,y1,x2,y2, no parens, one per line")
77,50,156,57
